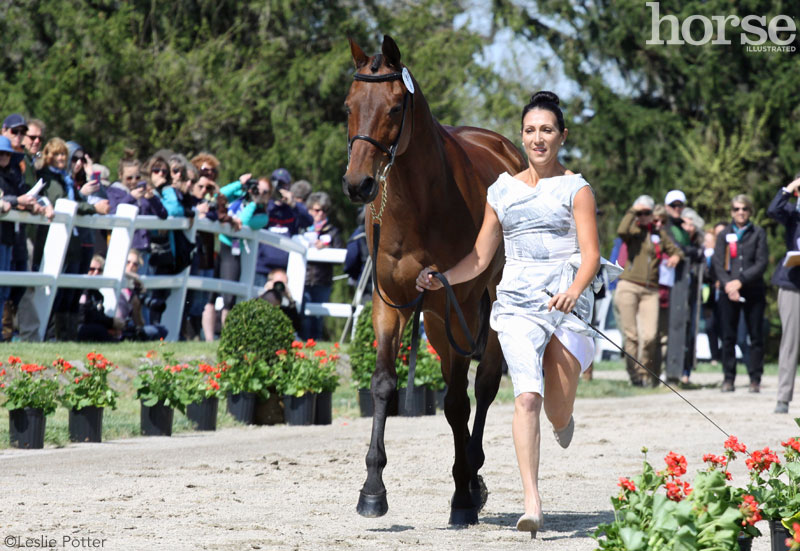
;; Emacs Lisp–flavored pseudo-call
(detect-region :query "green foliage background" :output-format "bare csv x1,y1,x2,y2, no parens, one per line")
2,1,798,351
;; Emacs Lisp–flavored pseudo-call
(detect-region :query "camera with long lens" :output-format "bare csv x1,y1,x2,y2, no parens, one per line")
271,178,289,201
142,295,167,315
244,178,260,195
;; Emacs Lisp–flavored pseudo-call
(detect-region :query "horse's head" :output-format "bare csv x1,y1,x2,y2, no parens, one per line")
342,35,414,204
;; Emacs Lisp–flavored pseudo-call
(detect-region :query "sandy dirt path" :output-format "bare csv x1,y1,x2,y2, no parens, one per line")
0,371,796,551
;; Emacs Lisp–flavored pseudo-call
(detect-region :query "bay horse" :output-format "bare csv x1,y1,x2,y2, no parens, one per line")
342,35,526,525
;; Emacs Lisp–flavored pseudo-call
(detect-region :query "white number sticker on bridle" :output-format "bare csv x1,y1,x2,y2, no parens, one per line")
402,68,415,94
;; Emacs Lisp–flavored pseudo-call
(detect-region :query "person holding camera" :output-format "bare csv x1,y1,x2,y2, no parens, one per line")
106,151,168,273
76,255,125,342
259,268,301,334
116,250,168,341
300,191,342,339
201,172,272,339
253,167,313,288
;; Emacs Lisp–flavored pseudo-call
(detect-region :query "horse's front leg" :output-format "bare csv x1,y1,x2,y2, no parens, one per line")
356,307,403,517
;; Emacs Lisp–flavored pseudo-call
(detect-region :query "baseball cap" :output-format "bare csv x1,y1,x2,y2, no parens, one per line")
0,136,24,162
665,190,687,206
271,168,292,187
2,113,27,131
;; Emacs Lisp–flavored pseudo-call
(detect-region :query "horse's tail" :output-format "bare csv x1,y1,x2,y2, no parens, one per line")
469,290,491,361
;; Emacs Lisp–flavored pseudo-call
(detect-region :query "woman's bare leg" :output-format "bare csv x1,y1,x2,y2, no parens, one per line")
542,335,582,432
513,391,543,516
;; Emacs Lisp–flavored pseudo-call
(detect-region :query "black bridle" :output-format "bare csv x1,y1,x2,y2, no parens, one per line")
348,67,481,412
347,71,413,183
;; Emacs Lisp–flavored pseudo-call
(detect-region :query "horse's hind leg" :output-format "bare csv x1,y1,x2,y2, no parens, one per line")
467,330,503,512
444,353,479,525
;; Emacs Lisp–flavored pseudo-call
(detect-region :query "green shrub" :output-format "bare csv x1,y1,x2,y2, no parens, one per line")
349,302,377,390
218,299,296,400
218,299,295,365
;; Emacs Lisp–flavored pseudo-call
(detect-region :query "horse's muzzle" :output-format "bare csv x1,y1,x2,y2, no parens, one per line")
342,174,379,204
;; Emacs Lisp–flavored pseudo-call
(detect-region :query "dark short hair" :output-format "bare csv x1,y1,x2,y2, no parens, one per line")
521,91,565,133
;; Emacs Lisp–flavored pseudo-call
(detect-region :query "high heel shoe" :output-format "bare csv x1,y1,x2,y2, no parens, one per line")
516,512,544,538
553,415,574,449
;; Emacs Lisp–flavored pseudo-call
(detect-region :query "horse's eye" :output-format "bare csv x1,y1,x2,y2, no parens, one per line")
389,105,402,115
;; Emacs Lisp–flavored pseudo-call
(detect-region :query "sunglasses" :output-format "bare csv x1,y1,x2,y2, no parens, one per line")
731,206,750,212
171,166,183,174
668,202,684,208
73,155,85,162
88,266,102,273
26,134,42,141
151,167,168,175
9,127,26,136
635,210,653,217
200,167,218,178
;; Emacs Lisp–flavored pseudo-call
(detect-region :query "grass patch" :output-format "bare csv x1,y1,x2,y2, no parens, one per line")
0,340,708,447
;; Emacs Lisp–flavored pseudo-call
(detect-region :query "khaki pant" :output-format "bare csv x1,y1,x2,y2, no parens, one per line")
614,279,660,384
777,287,800,403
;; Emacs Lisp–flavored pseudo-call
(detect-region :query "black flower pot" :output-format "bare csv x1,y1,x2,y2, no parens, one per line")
284,394,316,426
769,520,791,551
436,387,447,410
358,388,373,417
68,406,104,443
253,393,284,425
226,392,256,425
738,534,753,551
186,397,218,431
358,388,398,417
140,401,174,436
398,385,426,417
424,387,436,415
313,391,333,425
9,407,46,449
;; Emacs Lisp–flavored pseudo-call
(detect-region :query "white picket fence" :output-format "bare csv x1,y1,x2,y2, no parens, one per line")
0,199,360,341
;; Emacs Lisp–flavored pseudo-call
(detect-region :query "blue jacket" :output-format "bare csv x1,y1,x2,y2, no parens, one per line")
767,188,800,291
256,200,313,273
217,182,269,247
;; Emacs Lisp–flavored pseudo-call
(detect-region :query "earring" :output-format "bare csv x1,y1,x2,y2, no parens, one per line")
561,142,565,146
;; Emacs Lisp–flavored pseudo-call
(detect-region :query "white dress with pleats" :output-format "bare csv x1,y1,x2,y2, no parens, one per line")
487,172,619,397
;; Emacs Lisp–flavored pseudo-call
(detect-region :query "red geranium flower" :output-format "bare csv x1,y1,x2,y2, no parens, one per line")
664,451,687,477
618,477,636,492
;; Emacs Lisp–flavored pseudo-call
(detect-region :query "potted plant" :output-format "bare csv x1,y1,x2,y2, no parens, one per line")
0,356,59,449
744,418,800,551
217,299,295,424
349,302,378,416
180,362,223,431
275,340,324,426
56,353,119,443
133,350,190,436
594,442,761,551
276,339,341,426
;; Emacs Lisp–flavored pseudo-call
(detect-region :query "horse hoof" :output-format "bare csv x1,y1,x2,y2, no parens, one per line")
449,507,479,526
470,475,488,512
357,490,388,518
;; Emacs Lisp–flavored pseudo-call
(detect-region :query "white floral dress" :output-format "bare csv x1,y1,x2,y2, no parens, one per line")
487,172,619,397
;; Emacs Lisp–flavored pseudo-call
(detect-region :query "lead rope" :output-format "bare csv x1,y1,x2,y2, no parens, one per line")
542,289,736,442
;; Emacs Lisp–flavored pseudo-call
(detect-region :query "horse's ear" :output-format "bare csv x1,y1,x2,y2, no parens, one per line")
349,37,369,69
381,35,402,69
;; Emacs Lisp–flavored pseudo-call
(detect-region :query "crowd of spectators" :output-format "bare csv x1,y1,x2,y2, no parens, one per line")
0,113,358,345
611,180,800,415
